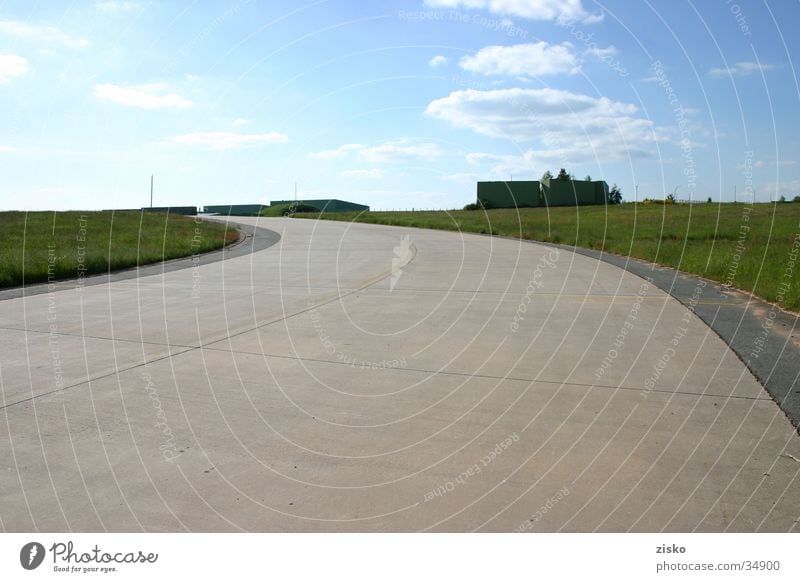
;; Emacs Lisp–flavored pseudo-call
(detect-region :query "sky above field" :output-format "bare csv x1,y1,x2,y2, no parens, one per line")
1,0,798,210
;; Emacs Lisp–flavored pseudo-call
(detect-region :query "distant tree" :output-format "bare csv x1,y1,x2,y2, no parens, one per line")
607,184,623,205
584,175,592,182
665,193,676,203
779,195,786,203
557,168,571,180
794,195,800,202
707,196,712,203
541,170,553,181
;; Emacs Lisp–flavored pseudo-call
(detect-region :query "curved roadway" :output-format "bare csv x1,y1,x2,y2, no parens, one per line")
1,217,798,532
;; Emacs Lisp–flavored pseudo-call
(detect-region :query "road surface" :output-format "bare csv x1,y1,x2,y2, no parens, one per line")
1,216,798,532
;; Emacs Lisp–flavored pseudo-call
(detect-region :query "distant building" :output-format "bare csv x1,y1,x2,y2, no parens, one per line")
541,178,608,207
269,199,370,213
202,204,268,216
141,206,197,215
476,179,608,208
477,181,541,208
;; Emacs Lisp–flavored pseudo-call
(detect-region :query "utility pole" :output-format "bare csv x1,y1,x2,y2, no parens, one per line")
635,184,639,203
150,174,154,207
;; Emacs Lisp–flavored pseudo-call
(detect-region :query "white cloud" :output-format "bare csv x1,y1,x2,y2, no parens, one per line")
424,0,602,24
308,143,365,160
640,65,669,83
709,61,777,78
359,139,442,163
0,145,16,153
438,172,480,184
429,55,449,68
585,45,618,59
233,118,252,127
465,150,578,177
309,139,442,163
466,152,509,166
340,169,385,179
460,42,579,77
0,54,29,84
94,83,193,109
465,152,531,176
753,159,796,169
427,88,658,163
0,19,89,48
95,1,142,13
172,131,288,150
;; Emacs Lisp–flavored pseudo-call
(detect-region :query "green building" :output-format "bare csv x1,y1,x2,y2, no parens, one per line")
541,178,608,207
475,179,608,208
203,204,268,216
141,206,197,215
477,181,540,208
269,199,370,213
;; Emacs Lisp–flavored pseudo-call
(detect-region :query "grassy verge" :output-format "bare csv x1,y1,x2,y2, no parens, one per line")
296,203,800,311
0,211,238,288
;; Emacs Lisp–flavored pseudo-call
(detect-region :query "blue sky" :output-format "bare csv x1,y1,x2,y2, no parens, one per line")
0,0,798,210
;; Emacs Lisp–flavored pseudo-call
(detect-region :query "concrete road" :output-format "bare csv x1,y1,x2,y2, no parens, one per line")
1,217,798,532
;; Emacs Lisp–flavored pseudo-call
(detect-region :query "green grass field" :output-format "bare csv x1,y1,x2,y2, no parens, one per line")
298,203,800,311
0,211,238,288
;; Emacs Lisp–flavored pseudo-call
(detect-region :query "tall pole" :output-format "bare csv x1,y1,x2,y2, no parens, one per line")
734,184,736,203
635,184,638,203
150,175,154,207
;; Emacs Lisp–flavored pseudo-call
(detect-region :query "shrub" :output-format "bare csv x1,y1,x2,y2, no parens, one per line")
607,184,622,205
465,199,493,211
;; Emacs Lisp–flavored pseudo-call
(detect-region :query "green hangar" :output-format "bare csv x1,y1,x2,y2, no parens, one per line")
476,180,609,208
